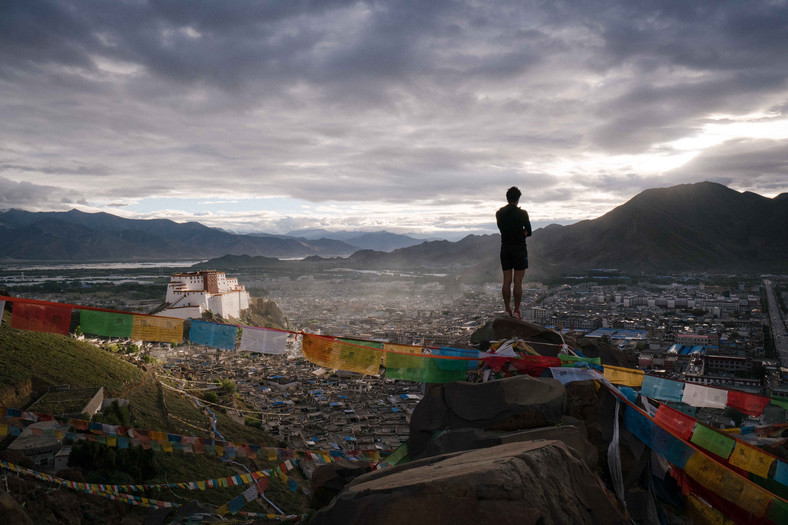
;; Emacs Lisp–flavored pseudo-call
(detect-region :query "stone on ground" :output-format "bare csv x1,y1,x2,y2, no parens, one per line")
307,440,627,525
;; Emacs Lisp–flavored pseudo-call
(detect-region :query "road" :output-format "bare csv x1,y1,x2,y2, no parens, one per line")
763,280,788,367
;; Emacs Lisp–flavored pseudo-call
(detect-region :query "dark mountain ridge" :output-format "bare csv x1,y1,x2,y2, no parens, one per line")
528,181,788,273
0,209,357,260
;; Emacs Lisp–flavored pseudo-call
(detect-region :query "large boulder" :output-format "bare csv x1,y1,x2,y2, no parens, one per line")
307,440,628,525
409,375,566,459
422,423,597,470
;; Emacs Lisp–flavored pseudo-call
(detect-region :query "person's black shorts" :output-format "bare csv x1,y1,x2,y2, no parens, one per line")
500,244,528,271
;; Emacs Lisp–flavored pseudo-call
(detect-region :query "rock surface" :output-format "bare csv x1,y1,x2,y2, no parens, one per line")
308,440,627,525
408,375,566,459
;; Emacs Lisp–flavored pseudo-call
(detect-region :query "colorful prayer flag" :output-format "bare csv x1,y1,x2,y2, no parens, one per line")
655,404,695,440
302,334,381,375
640,375,684,402
682,383,727,409
11,302,72,335
728,443,775,479
79,310,133,338
726,390,770,417
603,365,644,387
690,425,735,459
131,315,183,344
188,319,238,350
238,326,288,354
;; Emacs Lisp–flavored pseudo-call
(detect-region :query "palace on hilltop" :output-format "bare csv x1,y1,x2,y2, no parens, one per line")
158,270,250,320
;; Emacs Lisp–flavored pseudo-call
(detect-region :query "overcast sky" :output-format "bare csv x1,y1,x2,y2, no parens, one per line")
2,1,787,240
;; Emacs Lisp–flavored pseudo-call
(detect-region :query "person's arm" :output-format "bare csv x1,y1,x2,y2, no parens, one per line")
522,209,532,237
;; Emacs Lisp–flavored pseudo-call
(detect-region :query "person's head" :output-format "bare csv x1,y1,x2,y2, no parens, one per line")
506,186,521,204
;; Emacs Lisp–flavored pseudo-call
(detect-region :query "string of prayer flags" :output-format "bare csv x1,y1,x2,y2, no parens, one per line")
188,319,238,351
640,375,684,402
726,390,771,417
11,301,72,335
302,334,381,376
681,383,727,409
603,365,645,387
131,315,183,344
79,309,133,338
238,326,288,354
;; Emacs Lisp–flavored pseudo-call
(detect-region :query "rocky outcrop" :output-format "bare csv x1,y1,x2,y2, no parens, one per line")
310,457,373,509
408,375,566,460
308,440,627,525
471,319,564,354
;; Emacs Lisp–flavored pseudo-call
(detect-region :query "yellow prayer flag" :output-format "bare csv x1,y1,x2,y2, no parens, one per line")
0,424,7,436
685,453,772,517
728,443,775,479
603,365,644,387
107,437,117,448
131,315,183,344
686,493,730,525
267,449,277,461
302,334,380,375
382,343,422,367
162,442,173,453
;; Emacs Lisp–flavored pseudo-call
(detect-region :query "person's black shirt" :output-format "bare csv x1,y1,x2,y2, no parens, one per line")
496,203,532,246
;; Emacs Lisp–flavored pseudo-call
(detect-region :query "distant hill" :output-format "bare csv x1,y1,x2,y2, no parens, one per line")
286,228,423,251
529,181,788,274
0,209,357,260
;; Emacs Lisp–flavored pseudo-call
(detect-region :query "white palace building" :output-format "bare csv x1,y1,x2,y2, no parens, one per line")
158,270,250,320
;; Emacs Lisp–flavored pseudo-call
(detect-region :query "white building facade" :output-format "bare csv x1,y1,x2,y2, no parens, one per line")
158,271,250,320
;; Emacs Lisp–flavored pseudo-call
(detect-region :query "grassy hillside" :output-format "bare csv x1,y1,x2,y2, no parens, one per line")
0,310,141,396
0,308,309,516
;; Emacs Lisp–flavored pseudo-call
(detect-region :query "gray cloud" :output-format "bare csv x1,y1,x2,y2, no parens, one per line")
1,0,787,235
0,176,86,209
668,139,788,194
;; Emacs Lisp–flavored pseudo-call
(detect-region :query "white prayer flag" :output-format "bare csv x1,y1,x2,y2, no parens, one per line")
548,367,604,385
238,326,288,354
242,483,259,502
682,383,727,409
0,300,5,325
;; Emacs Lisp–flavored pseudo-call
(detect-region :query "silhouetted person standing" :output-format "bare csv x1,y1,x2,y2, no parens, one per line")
496,186,531,318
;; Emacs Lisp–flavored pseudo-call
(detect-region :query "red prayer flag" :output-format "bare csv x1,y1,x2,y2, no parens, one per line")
655,404,696,440
11,302,72,335
256,477,269,493
726,390,770,417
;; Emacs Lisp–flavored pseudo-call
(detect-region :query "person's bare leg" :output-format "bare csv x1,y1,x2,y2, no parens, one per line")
512,269,525,318
502,269,513,315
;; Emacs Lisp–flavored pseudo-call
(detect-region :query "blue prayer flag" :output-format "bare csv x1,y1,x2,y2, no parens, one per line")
189,319,238,351
641,375,684,403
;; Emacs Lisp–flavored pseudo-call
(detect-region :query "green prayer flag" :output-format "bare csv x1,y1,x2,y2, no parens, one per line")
80,310,133,338
385,353,466,383
690,424,735,459
770,397,788,411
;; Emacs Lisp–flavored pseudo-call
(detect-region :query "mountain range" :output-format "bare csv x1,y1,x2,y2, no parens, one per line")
1,182,786,274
